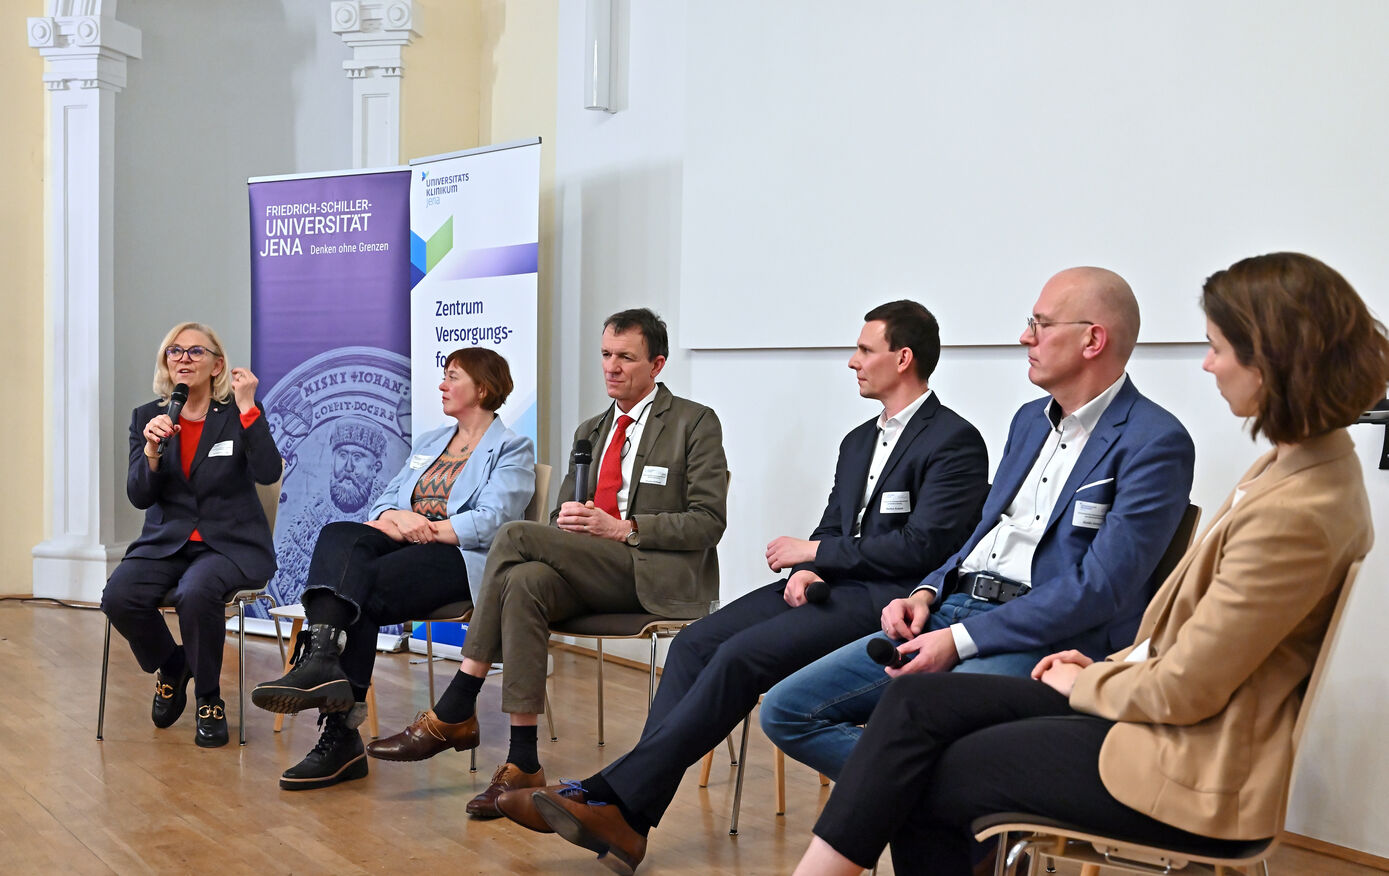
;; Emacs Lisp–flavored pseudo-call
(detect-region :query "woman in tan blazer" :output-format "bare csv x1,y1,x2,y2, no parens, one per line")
793,252,1389,876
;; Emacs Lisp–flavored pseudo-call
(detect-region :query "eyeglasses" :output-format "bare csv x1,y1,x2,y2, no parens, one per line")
1026,317,1094,338
616,403,653,460
165,345,218,361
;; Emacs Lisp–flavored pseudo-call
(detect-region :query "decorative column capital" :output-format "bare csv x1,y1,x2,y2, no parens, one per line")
332,0,418,60
28,0,142,92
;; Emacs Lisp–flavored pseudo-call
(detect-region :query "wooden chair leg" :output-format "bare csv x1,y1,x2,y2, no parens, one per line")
365,683,379,738
1079,865,1100,876
544,686,556,742
819,772,830,786
699,749,715,787
273,617,304,733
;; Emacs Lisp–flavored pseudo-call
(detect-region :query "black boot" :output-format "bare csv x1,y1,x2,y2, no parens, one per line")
279,704,369,790
194,695,229,748
252,624,353,714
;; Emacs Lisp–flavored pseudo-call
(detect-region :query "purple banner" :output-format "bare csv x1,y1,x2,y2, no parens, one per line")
249,169,412,628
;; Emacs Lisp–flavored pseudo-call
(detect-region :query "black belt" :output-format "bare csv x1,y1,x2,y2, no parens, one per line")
959,570,1031,605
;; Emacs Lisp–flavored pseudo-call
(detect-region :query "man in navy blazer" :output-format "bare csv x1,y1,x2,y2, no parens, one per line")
497,301,989,864
762,267,1195,781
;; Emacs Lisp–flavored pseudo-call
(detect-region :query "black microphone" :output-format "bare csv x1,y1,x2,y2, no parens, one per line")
158,383,189,457
805,580,830,604
573,439,593,502
866,637,909,669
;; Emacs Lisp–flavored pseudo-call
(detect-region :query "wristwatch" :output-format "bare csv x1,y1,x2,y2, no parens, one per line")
624,519,641,547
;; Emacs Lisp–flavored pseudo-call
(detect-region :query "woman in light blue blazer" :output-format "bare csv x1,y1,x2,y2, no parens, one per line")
253,347,534,791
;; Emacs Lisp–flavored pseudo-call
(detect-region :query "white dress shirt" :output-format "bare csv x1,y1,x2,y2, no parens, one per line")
595,385,660,519
853,388,934,536
942,374,1127,659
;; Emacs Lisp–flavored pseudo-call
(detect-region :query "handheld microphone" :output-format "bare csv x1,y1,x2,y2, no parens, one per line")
158,383,189,457
573,439,593,502
866,637,909,670
804,579,830,604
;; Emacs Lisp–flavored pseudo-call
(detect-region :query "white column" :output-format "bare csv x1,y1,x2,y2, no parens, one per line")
331,0,419,168
28,0,141,602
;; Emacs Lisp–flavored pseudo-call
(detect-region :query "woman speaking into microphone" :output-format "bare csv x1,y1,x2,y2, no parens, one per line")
101,322,282,748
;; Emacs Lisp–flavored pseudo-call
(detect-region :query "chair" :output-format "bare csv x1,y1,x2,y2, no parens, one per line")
1151,503,1202,588
971,559,1364,876
97,469,284,746
697,697,830,835
545,469,729,746
705,502,1205,835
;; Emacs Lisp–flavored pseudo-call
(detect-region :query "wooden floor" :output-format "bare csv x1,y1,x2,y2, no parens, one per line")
0,601,1380,876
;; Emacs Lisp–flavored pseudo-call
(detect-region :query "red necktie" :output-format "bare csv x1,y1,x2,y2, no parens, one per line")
593,414,634,517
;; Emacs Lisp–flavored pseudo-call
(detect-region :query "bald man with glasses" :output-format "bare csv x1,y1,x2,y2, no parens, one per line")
761,267,1196,782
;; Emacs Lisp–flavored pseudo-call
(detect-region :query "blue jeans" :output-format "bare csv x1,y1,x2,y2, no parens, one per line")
760,592,1050,781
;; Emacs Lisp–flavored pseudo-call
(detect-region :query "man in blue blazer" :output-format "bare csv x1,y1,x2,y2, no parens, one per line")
762,267,1196,781
496,301,990,870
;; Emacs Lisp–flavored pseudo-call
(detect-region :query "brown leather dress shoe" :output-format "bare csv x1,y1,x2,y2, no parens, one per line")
466,762,546,819
496,781,576,833
531,783,647,875
365,710,479,761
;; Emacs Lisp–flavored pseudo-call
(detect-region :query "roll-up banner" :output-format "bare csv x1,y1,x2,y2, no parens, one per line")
248,167,413,648
407,139,541,656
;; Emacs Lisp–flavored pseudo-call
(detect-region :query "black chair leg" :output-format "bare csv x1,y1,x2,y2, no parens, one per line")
97,617,111,741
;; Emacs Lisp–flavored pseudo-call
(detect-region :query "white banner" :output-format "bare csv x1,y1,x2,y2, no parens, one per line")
408,140,541,449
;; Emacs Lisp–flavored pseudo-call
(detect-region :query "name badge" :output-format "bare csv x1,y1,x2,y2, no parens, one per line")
640,465,669,486
208,440,234,458
1072,500,1111,529
409,454,433,470
880,491,912,514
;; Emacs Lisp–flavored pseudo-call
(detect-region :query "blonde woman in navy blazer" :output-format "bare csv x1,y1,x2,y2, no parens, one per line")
253,347,535,790
102,322,282,748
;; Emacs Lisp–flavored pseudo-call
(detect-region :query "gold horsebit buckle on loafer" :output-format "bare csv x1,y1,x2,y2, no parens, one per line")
155,679,175,699
197,704,225,720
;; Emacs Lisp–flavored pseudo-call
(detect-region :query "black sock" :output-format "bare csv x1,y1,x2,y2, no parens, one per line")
303,590,354,629
351,684,369,703
433,671,485,723
580,775,651,835
158,646,186,680
506,725,541,774
196,685,221,700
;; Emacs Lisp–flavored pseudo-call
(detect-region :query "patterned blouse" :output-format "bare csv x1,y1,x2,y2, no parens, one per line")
410,450,470,520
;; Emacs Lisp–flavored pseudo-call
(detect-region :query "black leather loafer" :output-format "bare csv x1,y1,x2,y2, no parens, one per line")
151,663,193,729
195,695,229,748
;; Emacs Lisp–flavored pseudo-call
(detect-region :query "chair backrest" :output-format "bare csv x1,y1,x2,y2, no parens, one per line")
526,463,553,523
256,461,286,530
1148,503,1201,588
1291,559,1362,748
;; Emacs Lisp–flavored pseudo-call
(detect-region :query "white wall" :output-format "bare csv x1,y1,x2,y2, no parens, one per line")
550,0,1389,857
111,0,351,540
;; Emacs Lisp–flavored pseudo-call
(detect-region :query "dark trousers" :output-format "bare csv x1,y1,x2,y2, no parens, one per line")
102,542,255,697
815,673,1223,875
302,521,470,692
601,578,884,827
